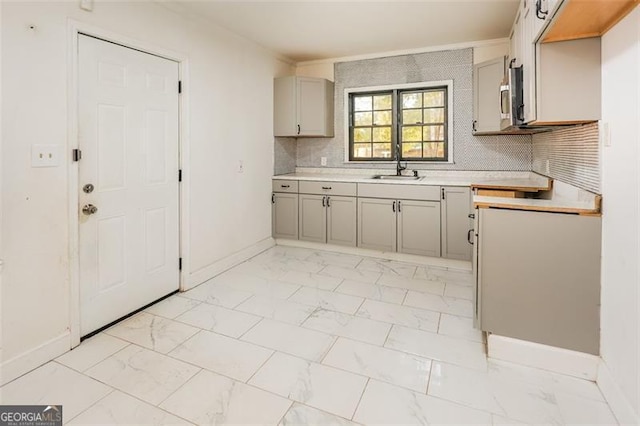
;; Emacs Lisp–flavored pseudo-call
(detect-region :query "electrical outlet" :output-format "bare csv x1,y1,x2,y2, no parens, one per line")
237,160,244,173
31,144,61,168
321,157,327,166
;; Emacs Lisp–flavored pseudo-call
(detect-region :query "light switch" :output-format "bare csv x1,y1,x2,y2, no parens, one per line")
31,144,61,168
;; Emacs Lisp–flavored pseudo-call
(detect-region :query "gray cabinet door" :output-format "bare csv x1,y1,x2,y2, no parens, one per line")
297,77,325,136
441,186,473,261
272,193,298,240
397,199,441,257
358,197,396,252
299,194,326,243
473,57,505,133
327,196,356,247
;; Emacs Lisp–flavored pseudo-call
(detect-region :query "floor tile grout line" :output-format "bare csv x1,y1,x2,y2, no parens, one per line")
318,335,340,364
56,335,132,374
350,377,370,421
244,349,278,384
236,316,266,340
63,387,117,424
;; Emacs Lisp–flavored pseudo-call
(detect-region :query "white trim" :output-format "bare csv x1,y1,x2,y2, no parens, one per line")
66,20,190,346
343,80,454,164
487,334,600,380
0,332,70,386
276,239,471,271
597,359,640,425
186,237,276,290
296,37,510,66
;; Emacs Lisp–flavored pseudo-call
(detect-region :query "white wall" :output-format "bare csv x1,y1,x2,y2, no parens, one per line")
1,1,291,382
599,7,640,423
295,40,509,80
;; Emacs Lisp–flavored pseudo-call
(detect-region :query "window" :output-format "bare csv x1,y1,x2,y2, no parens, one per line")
348,84,450,162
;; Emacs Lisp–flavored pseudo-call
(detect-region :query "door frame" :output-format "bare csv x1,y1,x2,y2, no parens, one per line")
67,20,191,347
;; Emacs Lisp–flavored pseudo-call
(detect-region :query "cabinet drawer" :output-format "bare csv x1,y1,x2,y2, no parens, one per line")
299,181,357,196
357,183,440,201
272,180,298,193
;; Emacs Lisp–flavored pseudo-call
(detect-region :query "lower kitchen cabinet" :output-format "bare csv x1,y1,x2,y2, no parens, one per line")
397,199,441,257
441,186,473,261
272,192,298,240
358,197,440,256
357,198,396,251
299,194,356,246
476,207,601,355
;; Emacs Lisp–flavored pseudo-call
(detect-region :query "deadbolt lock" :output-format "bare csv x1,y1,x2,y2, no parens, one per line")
82,204,98,215
83,183,94,193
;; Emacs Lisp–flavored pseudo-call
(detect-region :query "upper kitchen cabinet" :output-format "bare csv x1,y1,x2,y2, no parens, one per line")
542,0,638,43
274,76,335,137
473,57,505,134
509,0,602,125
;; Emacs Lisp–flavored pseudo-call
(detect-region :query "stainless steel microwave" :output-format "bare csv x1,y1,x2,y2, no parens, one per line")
500,65,524,131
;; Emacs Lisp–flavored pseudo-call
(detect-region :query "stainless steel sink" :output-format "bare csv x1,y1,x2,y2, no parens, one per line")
371,175,422,181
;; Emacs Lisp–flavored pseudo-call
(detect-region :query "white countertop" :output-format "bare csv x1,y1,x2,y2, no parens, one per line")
273,170,551,190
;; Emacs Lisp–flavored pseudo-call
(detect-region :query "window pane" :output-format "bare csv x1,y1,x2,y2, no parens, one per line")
354,128,371,142
424,91,445,107
373,126,391,142
402,109,422,125
354,112,372,126
424,142,445,158
373,111,392,125
373,143,392,158
402,93,421,108
373,94,392,110
354,96,372,111
423,125,445,141
402,143,422,158
424,108,445,123
402,126,422,142
353,144,372,158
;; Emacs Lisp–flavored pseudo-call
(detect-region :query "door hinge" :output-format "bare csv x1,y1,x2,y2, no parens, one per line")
178,80,182,94
178,169,182,182
179,257,182,270
72,149,82,162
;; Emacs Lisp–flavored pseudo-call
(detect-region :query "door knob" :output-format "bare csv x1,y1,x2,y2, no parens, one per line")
82,204,98,215
83,183,94,193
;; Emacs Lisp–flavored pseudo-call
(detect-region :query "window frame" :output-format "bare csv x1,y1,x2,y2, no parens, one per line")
344,80,454,164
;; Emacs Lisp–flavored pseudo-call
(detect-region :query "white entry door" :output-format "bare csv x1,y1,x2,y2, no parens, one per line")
78,34,180,336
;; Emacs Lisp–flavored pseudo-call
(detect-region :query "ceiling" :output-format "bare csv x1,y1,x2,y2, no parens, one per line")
165,1,520,62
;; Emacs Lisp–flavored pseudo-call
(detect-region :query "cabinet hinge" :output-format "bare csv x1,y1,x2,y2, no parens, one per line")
178,80,182,94
178,169,182,182
72,149,82,162
179,257,182,270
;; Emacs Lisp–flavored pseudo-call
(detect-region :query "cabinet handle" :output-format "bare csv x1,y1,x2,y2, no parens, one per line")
397,201,401,213
281,184,290,188
472,120,477,132
468,229,474,245
441,188,445,200
271,194,275,204
468,213,475,219
392,201,396,213
326,196,330,207
322,196,326,207
535,0,548,19
321,186,332,190
297,124,301,135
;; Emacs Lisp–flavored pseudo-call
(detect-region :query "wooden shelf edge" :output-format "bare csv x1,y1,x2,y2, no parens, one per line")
475,203,601,216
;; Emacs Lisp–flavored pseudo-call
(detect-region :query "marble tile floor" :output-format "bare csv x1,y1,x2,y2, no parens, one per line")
0,245,618,425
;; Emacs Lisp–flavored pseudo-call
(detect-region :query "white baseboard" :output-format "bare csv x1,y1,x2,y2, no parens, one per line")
0,332,70,386
597,359,640,425
185,237,275,290
487,334,600,380
275,239,472,271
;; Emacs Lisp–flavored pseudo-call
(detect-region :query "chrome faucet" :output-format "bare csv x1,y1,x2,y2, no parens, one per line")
396,160,407,176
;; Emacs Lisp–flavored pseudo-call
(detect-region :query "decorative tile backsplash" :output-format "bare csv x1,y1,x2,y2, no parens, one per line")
274,137,297,175
291,49,532,171
532,122,601,194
